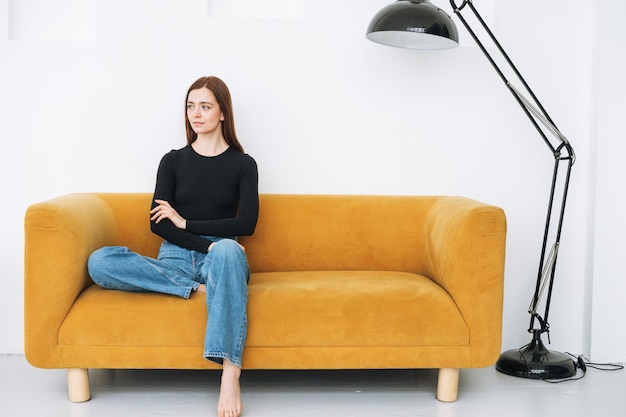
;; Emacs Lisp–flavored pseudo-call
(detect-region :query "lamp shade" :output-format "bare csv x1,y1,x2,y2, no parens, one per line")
366,0,459,50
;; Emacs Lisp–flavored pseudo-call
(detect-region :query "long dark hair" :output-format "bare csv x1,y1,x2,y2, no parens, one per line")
184,76,244,152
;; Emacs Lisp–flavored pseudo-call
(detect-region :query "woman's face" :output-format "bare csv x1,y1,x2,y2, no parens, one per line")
186,87,224,136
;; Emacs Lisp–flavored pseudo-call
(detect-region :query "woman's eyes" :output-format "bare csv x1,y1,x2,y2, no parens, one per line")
187,105,211,110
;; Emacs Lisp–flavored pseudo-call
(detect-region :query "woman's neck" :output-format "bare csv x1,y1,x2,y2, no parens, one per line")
192,134,229,157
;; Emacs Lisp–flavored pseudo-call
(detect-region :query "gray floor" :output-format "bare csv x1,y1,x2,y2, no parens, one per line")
1,354,624,417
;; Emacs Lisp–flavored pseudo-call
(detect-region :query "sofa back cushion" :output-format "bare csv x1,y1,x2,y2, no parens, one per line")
97,193,491,275
240,194,434,273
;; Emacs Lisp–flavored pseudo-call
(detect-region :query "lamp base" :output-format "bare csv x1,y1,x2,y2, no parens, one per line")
496,332,577,380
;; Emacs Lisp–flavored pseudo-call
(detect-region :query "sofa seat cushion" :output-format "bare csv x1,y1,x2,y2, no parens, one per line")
248,271,468,347
59,271,468,351
58,285,207,348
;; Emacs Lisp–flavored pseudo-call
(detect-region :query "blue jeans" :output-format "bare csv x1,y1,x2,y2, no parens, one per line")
87,238,250,368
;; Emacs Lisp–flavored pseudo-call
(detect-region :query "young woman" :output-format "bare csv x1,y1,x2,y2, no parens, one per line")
88,76,259,417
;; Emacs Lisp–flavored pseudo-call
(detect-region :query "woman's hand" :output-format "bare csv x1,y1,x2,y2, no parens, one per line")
150,199,187,229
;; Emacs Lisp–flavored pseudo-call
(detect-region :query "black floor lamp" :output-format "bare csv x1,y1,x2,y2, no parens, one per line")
366,0,577,380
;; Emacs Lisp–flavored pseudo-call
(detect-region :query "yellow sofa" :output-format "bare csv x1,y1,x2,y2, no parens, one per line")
24,193,506,403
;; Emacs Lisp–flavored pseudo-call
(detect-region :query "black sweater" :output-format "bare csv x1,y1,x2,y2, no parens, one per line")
150,145,259,253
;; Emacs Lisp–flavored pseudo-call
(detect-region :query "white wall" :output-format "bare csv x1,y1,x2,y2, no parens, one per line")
588,0,626,362
1,0,624,362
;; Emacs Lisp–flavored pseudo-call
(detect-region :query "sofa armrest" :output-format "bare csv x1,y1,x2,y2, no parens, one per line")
24,193,118,368
422,197,507,366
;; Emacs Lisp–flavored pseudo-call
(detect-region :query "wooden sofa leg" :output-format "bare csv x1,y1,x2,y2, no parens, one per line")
436,368,459,402
67,368,91,402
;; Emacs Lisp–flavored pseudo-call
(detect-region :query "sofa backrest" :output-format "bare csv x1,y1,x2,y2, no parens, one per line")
241,194,434,273
96,193,498,275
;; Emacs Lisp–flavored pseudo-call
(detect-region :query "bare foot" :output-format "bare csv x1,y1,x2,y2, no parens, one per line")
196,284,206,293
218,360,242,417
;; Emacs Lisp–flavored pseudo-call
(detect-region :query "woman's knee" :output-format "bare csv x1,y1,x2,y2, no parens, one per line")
205,239,249,277
87,246,127,278
211,239,244,257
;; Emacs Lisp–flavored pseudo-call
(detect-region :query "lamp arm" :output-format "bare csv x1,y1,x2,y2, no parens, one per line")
450,0,575,157
449,0,576,336
508,84,572,148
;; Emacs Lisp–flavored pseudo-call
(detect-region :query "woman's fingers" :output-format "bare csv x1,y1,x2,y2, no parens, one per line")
151,200,186,229
150,200,171,222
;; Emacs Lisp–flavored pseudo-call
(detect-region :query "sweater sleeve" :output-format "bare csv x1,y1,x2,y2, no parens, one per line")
186,155,259,237
150,151,214,253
